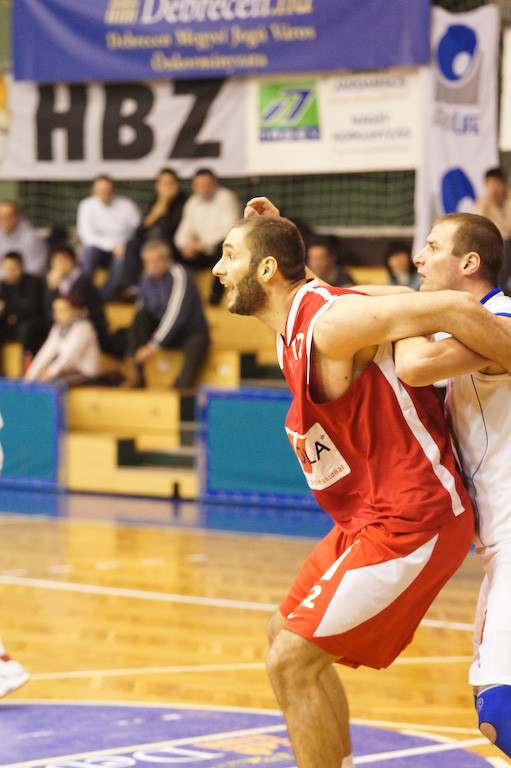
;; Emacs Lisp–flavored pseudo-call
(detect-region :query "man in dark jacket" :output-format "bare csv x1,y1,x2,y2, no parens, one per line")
0,251,47,370
126,239,209,388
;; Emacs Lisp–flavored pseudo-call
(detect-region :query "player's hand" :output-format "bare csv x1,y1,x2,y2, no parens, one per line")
244,197,280,218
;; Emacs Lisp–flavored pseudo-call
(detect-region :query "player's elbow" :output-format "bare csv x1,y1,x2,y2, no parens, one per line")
395,351,435,387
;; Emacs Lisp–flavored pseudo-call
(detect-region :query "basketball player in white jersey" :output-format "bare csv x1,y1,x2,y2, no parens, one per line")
213,204,511,768
0,413,30,697
390,212,511,759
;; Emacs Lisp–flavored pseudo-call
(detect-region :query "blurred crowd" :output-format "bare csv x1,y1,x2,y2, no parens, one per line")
0,167,421,390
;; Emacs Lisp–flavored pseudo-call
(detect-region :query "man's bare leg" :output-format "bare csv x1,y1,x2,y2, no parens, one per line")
267,611,352,758
266,619,351,768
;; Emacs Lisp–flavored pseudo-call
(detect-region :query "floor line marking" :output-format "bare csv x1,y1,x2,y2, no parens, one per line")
352,737,488,764
30,662,267,680
28,655,474,682
351,718,481,735
0,576,475,631
393,655,472,665
0,723,289,768
0,575,278,612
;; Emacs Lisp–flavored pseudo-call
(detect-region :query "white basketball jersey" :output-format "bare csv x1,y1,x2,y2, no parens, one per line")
445,288,511,547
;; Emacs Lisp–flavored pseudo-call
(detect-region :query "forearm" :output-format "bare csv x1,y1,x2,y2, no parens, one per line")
442,294,511,371
394,335,492,386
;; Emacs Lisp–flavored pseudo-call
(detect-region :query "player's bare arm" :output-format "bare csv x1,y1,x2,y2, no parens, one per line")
394,335,495,387
312,290,511,371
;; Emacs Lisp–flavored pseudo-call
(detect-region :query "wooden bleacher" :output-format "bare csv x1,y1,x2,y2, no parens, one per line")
67,387,198,498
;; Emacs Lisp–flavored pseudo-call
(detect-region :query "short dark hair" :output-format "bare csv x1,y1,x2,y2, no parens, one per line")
50,244,77,263
436,212,503,285
307,236,336,258
158,167,179,181
234,216,306,283
485,167,506,182
141,239,172,259
383,241,414,276
3,251,23,266
193,168,216,180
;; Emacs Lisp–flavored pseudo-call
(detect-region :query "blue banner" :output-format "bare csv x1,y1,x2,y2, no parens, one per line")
13,0,431,83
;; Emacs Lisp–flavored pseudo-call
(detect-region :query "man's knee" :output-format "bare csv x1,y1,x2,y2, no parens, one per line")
476,685,511,756
266,610,285,645
265,628,332,697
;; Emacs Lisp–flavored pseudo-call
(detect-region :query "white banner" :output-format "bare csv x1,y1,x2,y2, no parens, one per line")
499,28,511,150
246,70,424,175
414,5,500,252
0,77,247,180
0,69,422,180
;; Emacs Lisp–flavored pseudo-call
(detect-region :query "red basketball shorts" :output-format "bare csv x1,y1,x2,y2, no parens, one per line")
280,509,474,669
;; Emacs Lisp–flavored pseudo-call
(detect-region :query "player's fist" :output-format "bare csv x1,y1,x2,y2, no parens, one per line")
244,197,280,218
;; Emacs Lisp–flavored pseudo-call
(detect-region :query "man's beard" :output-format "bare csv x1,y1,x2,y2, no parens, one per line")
229,270,267,316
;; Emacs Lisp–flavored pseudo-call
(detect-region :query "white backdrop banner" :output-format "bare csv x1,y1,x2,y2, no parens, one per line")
0,77,247,180
246,70,423,174
0,70,422,180
414,5,500,252
499,27,511,150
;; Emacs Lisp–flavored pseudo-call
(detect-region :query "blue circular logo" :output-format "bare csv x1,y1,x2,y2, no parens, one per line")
441,168,476,213
437,24,478,82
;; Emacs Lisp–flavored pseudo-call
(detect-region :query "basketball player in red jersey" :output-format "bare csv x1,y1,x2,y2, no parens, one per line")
212,200,511,768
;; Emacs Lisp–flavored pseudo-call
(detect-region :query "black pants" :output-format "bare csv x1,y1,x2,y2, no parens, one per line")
127,309,210,388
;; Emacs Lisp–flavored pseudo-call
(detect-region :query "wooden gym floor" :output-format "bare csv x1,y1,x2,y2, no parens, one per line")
0,491,508,767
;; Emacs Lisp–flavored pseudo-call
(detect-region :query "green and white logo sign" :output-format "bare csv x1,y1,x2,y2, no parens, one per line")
259,81,320,141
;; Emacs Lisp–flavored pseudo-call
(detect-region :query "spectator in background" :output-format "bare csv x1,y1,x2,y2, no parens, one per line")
384,241,421,291
0,252,47,372
25,295,100,386
125,240,209,390
77,175,141,300
122,168,188,295
174,168,241,304
474,167,511,291
0,201,47,277
45,245,125,359
306,236,355,287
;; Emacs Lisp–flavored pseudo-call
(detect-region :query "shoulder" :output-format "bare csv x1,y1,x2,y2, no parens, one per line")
78,196,95,209
484,289,511,316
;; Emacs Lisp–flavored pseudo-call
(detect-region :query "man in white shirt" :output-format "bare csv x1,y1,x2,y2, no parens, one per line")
393,212,511,760
0,201,47,277
77,175,141,300
174,168,241,304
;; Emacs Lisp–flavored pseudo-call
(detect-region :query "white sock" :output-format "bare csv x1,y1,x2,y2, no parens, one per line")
342,755,355,768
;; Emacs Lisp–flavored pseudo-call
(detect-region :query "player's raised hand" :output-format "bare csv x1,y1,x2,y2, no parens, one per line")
244,197,280,218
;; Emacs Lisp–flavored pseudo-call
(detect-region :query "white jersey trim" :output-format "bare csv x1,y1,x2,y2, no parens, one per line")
375,344,465,517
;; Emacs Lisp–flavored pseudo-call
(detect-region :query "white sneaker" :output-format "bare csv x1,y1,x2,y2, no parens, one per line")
0,657,30,697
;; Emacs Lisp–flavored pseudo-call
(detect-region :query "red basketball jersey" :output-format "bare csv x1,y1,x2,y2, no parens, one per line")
277,281,472,535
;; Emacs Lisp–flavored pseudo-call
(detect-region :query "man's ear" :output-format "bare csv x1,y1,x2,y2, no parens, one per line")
461,251,480,275
259,256,278,282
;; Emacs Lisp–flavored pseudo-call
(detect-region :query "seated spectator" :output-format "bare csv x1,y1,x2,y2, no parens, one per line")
474,167,511,290
45,245,125,358
0,201,47,277
77,175,141,300
25,295,100,386
174,168,241,304
384,241,420,290
306,236,355,287
125,240,209,389
122,168,188,293
0,252,47,373
474,167,511,238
